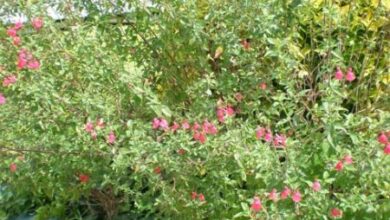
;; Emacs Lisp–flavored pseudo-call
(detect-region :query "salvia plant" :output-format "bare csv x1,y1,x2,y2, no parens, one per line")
0,0,389,219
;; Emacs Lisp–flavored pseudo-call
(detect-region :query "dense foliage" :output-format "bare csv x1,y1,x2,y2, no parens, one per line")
0,0,389,219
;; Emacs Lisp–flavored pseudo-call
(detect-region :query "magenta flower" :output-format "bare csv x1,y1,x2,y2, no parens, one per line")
264,130,273,142
273,134,287,147
27,59,40,70
291,191,302,203
152,118,160,129
345,67,356,82
280,186,291,200
202,120,217,135
256,127,265,140
335,67,343,80
14,21,23,30
384,144,390,155
377,132,388,145
251,196,262,212
84,122,94,133
107,131,116,144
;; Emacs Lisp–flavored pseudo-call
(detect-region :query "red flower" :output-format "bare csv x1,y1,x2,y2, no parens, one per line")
154,166,161,174
251,196,262,212
259,82,267,90
240,39,250,50
79,174,89,183
191,192,197,200
9,163,17,172
330,208,343,218
202,120,217,135
177,148,186,155
152,118,160,129
193,131,206,144
335,160,344,171
378,132,388,145
384,144,390,155
171,121,180,132
198,193,205,202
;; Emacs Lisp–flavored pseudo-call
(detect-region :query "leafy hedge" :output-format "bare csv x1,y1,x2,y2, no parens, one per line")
0,0,389,219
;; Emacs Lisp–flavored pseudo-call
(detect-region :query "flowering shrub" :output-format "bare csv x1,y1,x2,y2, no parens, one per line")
0,1,389,219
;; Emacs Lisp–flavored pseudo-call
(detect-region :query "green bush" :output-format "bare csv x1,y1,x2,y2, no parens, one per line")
0,0,389,219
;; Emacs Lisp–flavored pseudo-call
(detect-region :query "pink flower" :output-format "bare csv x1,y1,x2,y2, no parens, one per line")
107,131,116,144
12,36,21,46
259,82,267,90
181,120,190,130
343,155,353,165
335,160,343,171
0,93,6,105
216,107,226,123
202,120,217,135
14,21,23,30
9,163,17,172
273,134,287,147
27,59,40,70
96,118,105,129
345,67,356,82
377,132,388,145
191,192,197,200
3,75,17,87
32,17,44,31
251,196,262,212
291,191,302,203
330,208,343,218
91,130,97,140
171,121,180,132
7,28,17,37
159,118,169,130
264,130,273,142
84,122,94,133
312,180,321,192
280,186,291,200
192,122,200,131
268,188,278,202
234,92,244,102
152,118,160,129
384,144,390,155
193,131,206,144
226,106,235,116
335,67,343,80
198,193,205,202
256,127,266,139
